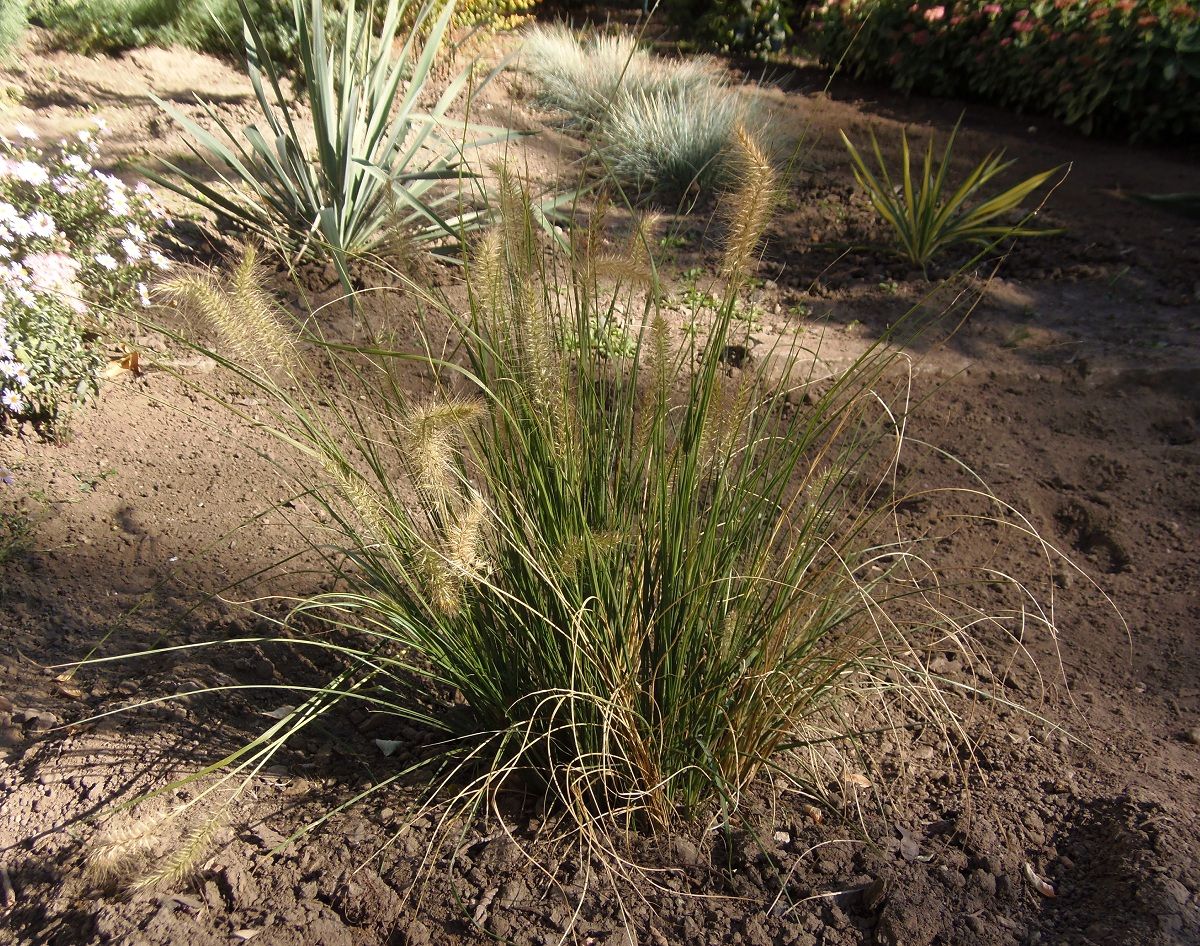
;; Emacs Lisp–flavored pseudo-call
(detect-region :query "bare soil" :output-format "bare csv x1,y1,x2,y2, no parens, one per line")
2,18,1199,946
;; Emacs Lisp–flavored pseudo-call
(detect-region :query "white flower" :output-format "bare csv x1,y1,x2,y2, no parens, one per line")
1,389,23,413
76,129,91,144
14,124,37,141
93,116,108,132
0,466,13,486
108,192,130,217
14,366,29,387
149,249,171,271
135,182,152,196
0,358,16,377
12,286,35,307
137,283,150,307
25,251,79,293
26,211,56,238
10,160,49,187
94,252,118,271
63,154,90,174
0,202,18,224
121,238,141,261
126,222,146,242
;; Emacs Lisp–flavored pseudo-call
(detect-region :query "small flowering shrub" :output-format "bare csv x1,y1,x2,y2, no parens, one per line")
809,1,1200,141
666,0,794,57
0,122,169,425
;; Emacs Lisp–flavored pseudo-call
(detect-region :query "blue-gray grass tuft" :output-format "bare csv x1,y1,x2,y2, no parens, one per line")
518,24,754,196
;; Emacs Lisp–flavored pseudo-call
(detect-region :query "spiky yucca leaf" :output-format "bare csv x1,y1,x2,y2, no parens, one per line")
841,120,1061,269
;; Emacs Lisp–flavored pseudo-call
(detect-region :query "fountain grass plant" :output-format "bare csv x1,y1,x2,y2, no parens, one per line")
81,129,1071,893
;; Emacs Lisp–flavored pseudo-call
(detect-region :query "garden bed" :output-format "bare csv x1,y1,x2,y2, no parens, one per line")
1,14,1199,946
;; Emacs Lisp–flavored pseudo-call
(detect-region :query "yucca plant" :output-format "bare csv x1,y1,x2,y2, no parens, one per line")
149,0,512,280
90,133,1067,882
840,121,1061,270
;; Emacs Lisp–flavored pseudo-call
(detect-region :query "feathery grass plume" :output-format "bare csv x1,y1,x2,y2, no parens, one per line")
403,398,484,513
556,528,624,580
326,458,396,545
419,546,465,616
625,211,659,276
84,810,166,890
468,227,506,322
581,209,659,298
697,369,758,476
128,807,225,893
161,249,297,376
442,492,489,579
720,125,780,281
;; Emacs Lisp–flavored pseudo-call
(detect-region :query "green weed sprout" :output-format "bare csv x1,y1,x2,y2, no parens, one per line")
840,121,1060,270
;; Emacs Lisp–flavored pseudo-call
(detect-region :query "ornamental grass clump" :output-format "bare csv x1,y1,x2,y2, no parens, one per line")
518,24,752,196
108,130,1064,866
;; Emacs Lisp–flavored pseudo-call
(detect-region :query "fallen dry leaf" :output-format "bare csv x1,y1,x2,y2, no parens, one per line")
1024,861,1056,897
100,351,141,379
374,739,402,757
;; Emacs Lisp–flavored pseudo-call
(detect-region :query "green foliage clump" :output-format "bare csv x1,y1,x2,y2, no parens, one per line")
809,0,1200,142
152,0,510,279
841,121,1061,268
0,0,27,60
667,0,794,58
0,123,169,426
30,0,300,60
31,0,535,61
519,25,756,197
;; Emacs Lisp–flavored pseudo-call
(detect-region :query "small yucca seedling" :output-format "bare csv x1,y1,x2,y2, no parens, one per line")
840,121,1061,270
